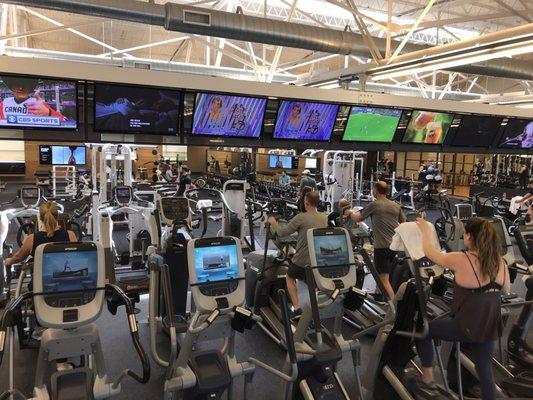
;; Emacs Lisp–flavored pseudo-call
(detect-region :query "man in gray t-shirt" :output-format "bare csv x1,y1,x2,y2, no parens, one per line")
345,181,405,300
299,169,317,191
268,191,327,315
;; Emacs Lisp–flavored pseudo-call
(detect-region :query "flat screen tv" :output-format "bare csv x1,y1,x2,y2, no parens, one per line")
0,74,78,130
498,118,533,149
269,154,294,169
273,100,339,141
403,110,454,144
342,106,403,142
94,83,180,134
451,115,503,147
192,92,267,138
40,145,86,165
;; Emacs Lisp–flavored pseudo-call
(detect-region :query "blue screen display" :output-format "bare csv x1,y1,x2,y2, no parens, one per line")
313,234,349,267
51,145,86,165
269,155,293,169
42,250,98,293
194,244,240,284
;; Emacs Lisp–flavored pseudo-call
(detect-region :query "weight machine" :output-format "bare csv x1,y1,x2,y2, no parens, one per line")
322,151,366,208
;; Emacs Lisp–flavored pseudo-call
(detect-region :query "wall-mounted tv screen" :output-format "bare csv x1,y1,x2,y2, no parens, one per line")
0,74,77,130
273,100,339,141
452,115,503,147
499,118,533,149
403,110,453,144
94,83,180,134
269,154,295,169
192,92,267,138
40,145,86,165
343,106,403,142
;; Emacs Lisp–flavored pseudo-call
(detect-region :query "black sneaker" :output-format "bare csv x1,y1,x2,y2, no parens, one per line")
370,292,387,304
407,375,447,400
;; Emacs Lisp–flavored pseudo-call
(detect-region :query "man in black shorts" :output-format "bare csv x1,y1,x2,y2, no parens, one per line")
344,181,406,300
268,191,328,316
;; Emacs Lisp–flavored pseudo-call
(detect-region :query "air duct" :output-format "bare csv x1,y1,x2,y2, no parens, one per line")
3,0,533,81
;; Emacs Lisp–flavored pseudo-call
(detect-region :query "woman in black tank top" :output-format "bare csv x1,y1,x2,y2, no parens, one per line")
413,217,510,400
4,202,77,268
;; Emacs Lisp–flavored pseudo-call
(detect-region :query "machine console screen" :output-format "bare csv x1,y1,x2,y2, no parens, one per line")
161,197,189,222
41,244,99,308
193,240,239,286
115,186,132,205
21,187,40,206
312,231,351,278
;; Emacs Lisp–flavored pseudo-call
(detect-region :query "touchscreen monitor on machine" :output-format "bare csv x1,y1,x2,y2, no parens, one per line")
20,186,41,208
307,227,356,292
188,237,245,312
33,242,105,328
114,185,132,207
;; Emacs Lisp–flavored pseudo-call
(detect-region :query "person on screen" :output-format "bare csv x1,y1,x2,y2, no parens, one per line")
288,103,302,128
0,76,67,123
299,169,317,191
344,181,406,301
268,191,328,318
279,170,291,188
208,97,224,123
275,156,284,169
502,121,533,149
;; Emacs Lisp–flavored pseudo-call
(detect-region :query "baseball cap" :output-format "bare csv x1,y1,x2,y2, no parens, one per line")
302,169,311,175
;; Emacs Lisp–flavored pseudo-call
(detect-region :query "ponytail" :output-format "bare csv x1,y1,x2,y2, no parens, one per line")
39,202,59,238
465,217,501,281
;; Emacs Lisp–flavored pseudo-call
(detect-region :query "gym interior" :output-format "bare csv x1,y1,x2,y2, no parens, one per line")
0,1,532,400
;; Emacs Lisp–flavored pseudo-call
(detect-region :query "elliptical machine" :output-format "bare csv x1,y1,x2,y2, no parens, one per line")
163,236,260,399
0,241,150,400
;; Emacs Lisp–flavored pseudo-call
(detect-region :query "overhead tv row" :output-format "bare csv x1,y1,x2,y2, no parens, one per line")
0,73,530,149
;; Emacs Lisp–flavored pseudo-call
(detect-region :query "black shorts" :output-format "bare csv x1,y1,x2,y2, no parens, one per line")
374,248,397,275
287,261,307,281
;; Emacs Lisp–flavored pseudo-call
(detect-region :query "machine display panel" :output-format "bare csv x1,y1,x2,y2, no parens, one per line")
269,154,294,169
192,92,267,138
94,83,180,134
342,106,402,142
403,110,454,144
273,100,339,141
498,118,533,149
452,115,502,147
41,247,99,307
39,145,52,164
313,232,350,268
193,243,240,284
0,74,78,130
115,186,132,205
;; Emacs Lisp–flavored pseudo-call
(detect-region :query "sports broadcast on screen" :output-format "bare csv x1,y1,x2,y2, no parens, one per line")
343,106,402,142
94,83,180,134
192,92,267,138
0,75,78,129
273,100,339,141
403,110,453,144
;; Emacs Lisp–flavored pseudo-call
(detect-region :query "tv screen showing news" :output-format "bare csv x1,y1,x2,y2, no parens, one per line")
269,154,293,169
273,100,339,141
313,233,350,268
193,244,240,284
40,145,86,165
42,248,98,299
499,118,533,149
0,74,77,130
192,92,267,138
94,83,180,134
343,106,402,142
403,110,453,144
452,115,502,147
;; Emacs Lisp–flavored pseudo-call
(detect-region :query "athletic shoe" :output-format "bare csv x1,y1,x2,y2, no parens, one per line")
290,308,303,322
370,292,388,304
31,326,47,341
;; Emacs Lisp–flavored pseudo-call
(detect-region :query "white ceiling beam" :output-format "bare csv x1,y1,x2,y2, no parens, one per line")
0,21,101,43
168,37,191,62
267,0,298,83
438,72,458,99
346,0,383,61
98,36,190,57
388,0,438,64
0,4,8,54
492,0,531,23
191,34,256,69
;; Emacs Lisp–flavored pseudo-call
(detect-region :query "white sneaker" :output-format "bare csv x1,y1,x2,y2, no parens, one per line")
31,326,47,341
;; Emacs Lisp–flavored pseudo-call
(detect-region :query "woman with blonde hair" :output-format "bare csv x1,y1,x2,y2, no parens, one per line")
414,217,510,400
4,202,77,268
